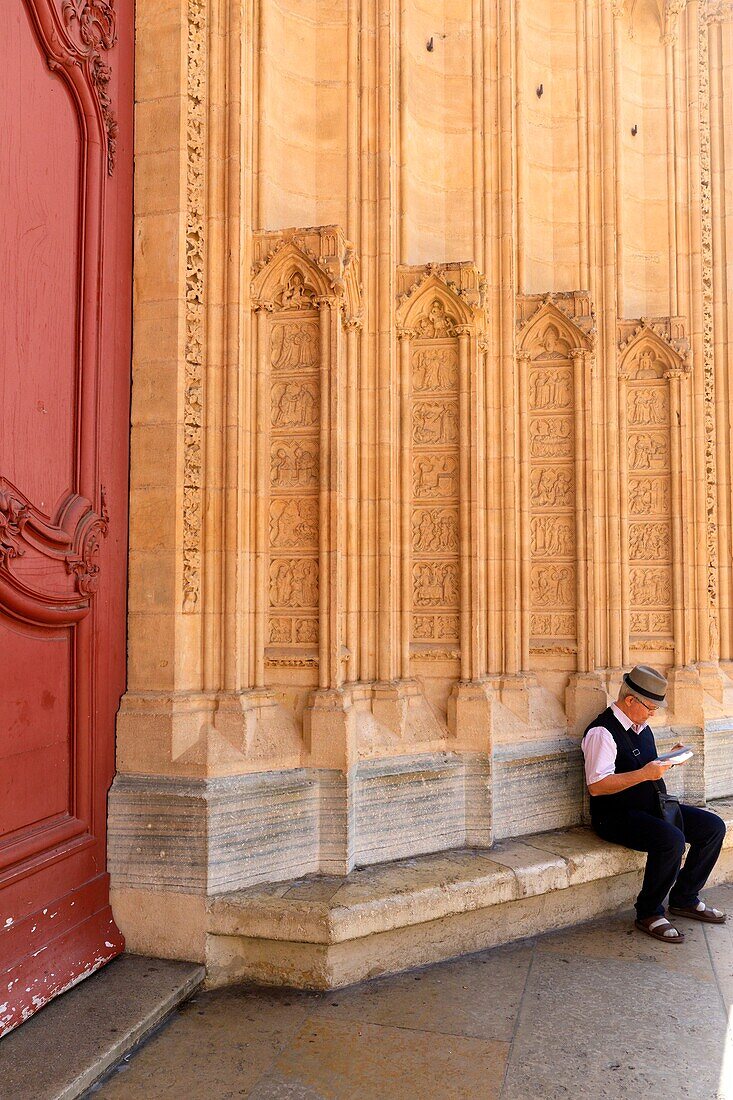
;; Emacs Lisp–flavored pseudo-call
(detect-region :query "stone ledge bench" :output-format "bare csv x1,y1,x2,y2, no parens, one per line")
204,797,733,990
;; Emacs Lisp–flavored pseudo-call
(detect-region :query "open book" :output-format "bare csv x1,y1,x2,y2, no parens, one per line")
655,746,694,765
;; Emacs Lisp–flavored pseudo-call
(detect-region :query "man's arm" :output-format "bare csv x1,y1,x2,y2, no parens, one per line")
587,759,673,797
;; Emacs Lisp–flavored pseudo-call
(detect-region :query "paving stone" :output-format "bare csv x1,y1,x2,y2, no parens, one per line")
1,955,203,1100
94,986,316,1099
308,941,533,1042
88,887,733,1100
501,950,727,1099
257,1018,510,1100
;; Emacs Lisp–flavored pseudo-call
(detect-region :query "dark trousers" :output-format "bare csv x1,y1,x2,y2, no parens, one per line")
594,804,726,919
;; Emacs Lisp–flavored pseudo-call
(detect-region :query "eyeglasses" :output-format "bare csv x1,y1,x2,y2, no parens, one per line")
635,697,658,716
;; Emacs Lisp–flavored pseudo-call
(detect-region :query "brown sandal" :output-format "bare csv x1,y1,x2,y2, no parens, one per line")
634,915,685,943
668,903,726,924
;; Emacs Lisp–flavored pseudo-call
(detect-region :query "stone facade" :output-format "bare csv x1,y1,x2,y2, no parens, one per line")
111,0,733,966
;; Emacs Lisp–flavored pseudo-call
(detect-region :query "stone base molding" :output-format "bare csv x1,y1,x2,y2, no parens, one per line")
113,802,733,987
108,751,493,893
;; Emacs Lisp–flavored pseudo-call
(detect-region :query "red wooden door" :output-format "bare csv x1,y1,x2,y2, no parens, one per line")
0,0,132,1034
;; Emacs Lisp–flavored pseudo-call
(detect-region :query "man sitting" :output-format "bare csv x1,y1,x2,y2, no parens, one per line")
582,665,727,943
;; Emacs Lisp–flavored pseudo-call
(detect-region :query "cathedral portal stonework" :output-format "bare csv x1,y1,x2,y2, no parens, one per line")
109,0,733,969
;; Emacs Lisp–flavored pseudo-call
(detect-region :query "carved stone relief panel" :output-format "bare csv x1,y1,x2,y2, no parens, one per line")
267,303,320,651
528,343,577,647
410,321,460,649
625,355,674,644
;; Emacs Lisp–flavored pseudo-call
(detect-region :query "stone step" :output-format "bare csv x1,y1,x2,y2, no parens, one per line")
1,954,204,1100
205,798,733,990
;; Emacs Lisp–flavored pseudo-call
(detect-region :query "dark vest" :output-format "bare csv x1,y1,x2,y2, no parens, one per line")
582,706,664,824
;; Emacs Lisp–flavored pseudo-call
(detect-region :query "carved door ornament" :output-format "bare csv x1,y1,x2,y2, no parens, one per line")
0,480,109,623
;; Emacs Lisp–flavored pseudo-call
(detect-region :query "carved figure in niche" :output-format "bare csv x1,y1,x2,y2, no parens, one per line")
271,440,319,488
435,615,459,639
531,564,574,607
269,558,319,608
536,324,571,360
530,613,552,636
630,613,648,633
269,499,319,548
271,380,319,429
269,618,292,643
413,455,459,498
280,271,314,310
529,368,573,410
629,433,667,470
412,348,458,392
629,521,670,561
530,467,574,509
650,612,673,633
629,567,671,607
553,613,575,635
412,509,459,553
412,401,459,445
529,417,573,459
628,477,670,515
270,321,319,371
413,562,460,607
291,559,319,606
530,516,574,557
412,616,434,640
632,349,659,378
415,299,456,339
628,387,667,425
294,618,318,643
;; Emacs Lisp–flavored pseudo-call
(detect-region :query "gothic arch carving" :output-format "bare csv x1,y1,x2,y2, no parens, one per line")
250,227,358,701
617,320,691,377
396,263,487,686
617,319,691,664
613,0,687,40
516,298,594,359
395,268,482,337
251,227,361,322
516,293,595,672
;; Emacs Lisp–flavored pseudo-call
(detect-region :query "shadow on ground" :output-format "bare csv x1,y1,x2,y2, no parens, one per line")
89,883,733,1100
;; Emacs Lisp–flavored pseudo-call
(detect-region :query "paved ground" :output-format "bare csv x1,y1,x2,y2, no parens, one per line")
90,883,733,1100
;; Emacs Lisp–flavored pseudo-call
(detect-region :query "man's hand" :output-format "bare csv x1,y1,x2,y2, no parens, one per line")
588,759,673,795
641,759,674,781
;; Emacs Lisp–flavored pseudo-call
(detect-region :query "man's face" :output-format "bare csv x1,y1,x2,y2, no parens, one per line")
625,693,658,723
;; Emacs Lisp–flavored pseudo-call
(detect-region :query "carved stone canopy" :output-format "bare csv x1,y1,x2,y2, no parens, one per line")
251,226,362,323
395,263,487,339
611,0,690,42
516,293,596,359
617,317,692,377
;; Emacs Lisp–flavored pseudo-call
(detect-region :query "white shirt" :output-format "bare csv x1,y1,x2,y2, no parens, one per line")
582,703,647,787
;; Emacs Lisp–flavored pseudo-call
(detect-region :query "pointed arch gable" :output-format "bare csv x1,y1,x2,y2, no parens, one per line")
517,301,593,359
251,241,334,309
618,323,691,378
251,227,362,321
396,272,476,336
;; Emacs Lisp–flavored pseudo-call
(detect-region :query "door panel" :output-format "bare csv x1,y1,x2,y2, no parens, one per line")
0,0,132,1034
2,4,80,511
